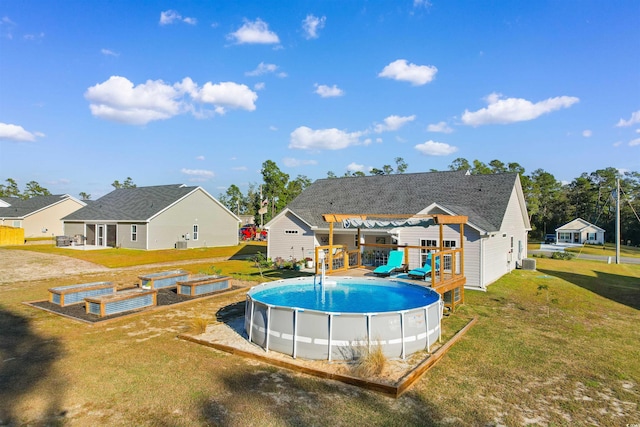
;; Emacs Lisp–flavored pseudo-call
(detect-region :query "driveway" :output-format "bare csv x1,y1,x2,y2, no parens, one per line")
531,244,640,264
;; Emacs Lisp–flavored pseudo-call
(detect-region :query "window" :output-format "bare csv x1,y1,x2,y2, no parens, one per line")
443,240,456,248
12,220,21,227
193,224,199,241
131,225,137,242
420,239,438,263
284,230,299,235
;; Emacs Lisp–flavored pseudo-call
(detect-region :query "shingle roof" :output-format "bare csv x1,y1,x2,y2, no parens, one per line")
62,184,197,221
0,195,73,218
284,170,520,232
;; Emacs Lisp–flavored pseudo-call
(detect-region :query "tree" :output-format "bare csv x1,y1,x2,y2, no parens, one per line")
448,158,471,171
286,175,311,202
112,177,136,189
261,160,290,223
79,192,91,200
394,157,408,174
0,178,20,197
218,184,245,215
22,181,51,198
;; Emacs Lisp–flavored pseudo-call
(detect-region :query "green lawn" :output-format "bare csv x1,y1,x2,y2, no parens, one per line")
5,242,267,268
0,254,638,425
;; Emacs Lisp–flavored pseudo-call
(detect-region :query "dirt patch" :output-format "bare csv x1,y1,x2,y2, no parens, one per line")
0,249,109,284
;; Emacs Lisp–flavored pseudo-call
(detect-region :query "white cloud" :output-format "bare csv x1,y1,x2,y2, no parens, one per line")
85,76,183,125
231,166,248,171
193,81,258,112
0,122,44,142
196,155,205,161
629,138,640,147
269,125,278,131
378,59,437,86
254,82,266,90
101,48,119,57
427,121,453,133
413,0,432,8
461,93,579,126
227,18,279,44
23,32,44,41
582,129,592,137
246,62,278,76
374,115,415,133
289,126,364,150
347,162,365,172
283,157,318,167
160,10,197,26
302,14,326,39
616,110,640,127
314,84,344,98
613,141,623,147
181,168,214,181
85,76,257,125
414,140,458,156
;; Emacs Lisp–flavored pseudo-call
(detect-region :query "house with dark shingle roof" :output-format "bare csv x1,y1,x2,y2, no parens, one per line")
0,194,86,239
62,184,240,250
265,170,531,290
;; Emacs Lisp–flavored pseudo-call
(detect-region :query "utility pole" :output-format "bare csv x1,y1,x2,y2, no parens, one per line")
616,178,620,264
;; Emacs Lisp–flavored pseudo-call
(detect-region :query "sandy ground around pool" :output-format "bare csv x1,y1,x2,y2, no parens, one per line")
189,315,442,387
0,248,110,284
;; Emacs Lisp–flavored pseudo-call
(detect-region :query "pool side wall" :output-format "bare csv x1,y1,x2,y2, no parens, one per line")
245,278,442,361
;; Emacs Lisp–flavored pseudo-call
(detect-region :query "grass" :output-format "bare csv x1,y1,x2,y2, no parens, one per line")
528,241,640,258
0,253,639,425
4,242,267,268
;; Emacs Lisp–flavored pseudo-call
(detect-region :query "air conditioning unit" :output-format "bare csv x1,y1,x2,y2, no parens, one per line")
522,258,536,270
175,241,187,249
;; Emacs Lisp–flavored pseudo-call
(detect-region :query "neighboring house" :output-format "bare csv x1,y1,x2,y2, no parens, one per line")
266,170,531,290
62,184,240,250
555,218,605,244
0,194,86,239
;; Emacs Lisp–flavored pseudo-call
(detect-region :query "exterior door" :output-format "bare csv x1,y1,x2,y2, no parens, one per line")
97,224,105,246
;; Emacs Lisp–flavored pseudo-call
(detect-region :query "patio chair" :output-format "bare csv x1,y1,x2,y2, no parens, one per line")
373,250,406,276
407,253,440,280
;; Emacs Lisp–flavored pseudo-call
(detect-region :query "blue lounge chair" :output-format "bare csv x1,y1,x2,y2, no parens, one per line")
408,253,440,280
373,250,405,276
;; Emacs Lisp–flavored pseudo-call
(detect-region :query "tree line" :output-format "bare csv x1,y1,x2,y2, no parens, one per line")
2,161,638,245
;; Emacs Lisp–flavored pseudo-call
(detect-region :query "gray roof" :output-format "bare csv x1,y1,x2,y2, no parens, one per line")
63,184,197,222
284,170,522,232
0,195,74,219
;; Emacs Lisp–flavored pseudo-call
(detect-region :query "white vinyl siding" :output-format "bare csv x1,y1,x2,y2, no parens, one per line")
267,212,316,261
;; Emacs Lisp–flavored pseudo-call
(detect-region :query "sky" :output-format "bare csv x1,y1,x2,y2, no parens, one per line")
1,0,639,200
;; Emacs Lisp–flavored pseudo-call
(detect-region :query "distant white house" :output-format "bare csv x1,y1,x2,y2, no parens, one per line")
555,218,605,244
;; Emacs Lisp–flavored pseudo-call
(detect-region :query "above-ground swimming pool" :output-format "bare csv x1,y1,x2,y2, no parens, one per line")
244,276,443,360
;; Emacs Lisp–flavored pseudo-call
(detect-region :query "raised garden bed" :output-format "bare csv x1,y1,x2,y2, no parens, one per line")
85,288,157,317
28,286,242,323
48,281,116,307
138,269,189,290
177,275,231,297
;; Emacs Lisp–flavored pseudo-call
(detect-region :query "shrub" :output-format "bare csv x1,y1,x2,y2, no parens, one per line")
551,251,574,260
190,317,208,334
199,265,223,276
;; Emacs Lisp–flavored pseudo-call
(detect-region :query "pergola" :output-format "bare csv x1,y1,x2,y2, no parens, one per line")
319,213,468,311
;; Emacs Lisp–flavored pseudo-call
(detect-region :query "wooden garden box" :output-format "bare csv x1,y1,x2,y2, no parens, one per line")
138,269,189,290
85,288,157,317
48,282,116,307
176,275,231,297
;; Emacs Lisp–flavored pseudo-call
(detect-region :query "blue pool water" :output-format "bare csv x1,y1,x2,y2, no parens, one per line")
250,280,438,313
